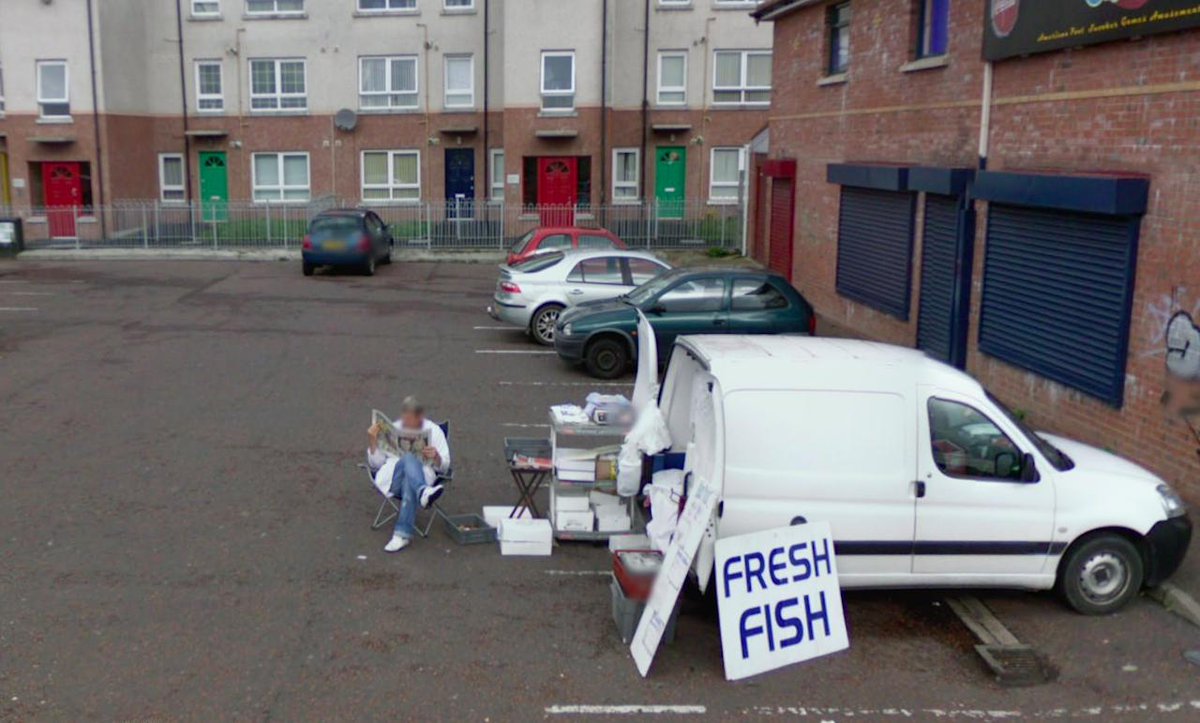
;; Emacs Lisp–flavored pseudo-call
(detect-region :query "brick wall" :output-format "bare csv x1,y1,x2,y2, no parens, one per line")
766,0,1200,499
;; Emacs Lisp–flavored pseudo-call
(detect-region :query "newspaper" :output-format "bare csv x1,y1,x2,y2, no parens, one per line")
371,409,430,459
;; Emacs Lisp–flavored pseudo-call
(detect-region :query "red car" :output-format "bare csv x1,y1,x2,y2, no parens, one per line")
506,227,627,266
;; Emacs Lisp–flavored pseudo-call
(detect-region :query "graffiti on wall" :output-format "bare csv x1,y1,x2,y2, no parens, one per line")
1162,306,1200,461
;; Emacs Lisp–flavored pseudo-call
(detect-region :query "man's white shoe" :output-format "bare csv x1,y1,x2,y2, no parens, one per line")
384,535,411,553
420,484,445,509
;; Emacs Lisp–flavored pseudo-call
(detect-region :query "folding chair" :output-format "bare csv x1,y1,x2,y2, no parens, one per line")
362,421,453,539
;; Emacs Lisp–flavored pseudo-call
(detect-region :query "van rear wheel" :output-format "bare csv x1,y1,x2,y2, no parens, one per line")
1057,533,1144,615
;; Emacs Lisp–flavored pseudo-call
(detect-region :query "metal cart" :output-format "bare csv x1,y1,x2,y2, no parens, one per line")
548,409,644,541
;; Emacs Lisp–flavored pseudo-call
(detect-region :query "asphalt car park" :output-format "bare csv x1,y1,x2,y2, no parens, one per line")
1,259,1199,721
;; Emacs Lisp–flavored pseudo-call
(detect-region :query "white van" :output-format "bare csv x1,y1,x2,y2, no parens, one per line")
647,332,1191,614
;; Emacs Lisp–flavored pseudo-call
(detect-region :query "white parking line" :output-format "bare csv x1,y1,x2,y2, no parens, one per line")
740,699,1200,718
499,381,631,387
501,422,550,429
544,570,609,576
546,705,707,715
4,291,55,296
473,325,515,330
476,349,556,355
0,307,38,312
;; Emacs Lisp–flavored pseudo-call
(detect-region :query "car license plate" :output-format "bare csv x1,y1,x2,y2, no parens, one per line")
323,240,346,251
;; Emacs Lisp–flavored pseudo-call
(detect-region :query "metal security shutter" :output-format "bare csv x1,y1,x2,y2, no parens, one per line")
836,187,916,319
979,204,1138,406
916,194,959,363
768,177,795,280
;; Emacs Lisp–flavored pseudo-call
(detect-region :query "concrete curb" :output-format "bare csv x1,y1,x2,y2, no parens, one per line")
1147,583,1200,628
16,248,507,264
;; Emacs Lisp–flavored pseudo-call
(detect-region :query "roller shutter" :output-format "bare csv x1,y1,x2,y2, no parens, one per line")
979,204,1139,406
768,177,795,281
835,187,916,319
916,194,959,363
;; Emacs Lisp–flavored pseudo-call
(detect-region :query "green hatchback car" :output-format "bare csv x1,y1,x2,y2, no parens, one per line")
554,267,816,378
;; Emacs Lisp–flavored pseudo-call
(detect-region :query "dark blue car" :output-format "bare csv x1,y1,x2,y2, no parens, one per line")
302,209,394,276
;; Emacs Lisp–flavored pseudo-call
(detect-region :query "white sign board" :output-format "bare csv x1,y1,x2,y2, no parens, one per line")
715,522,849,680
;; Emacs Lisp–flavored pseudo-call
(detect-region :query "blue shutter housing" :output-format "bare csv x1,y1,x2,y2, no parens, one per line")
835,187,916,319
978,204,1140,406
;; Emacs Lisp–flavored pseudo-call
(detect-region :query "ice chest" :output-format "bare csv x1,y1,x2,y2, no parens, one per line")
613,549,663,601
611,575,677,645
498,518,552,556
482,505,529,529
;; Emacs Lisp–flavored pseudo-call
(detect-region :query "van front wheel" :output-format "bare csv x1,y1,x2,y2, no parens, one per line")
1057,533,1144,615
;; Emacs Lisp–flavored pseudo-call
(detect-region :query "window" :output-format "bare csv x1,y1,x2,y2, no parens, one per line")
539,234,572,251
444,0,474,9
579,234,616,250
659,0,690,5
358,0,415,11
658,278,727,313
360,56,418,110
657,52,687,105
568,257,625,285
917,0,949,59
192,0,220,16
249,59,306,111
613,148,640,203
713,50,770,106
927,398,1024,481
835,186,916,319
361,150,420,202
489,149,505,200
541,51,575,111
252,153,310,202
159,154,186,203
732,278,789,310
0,64,5,116
628,258,667,285
709,147,743,203
444,55,474,109
36,60,70,119
195,61,224,112
246,0,304,14
827,2,851,75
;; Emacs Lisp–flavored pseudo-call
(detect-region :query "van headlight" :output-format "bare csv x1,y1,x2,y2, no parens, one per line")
1157,484,1187,518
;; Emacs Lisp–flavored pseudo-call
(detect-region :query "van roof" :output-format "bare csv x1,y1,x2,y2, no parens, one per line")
675,335,985,396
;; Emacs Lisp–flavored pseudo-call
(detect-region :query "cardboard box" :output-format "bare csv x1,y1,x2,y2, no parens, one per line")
482,505,529,529
555,510,596,532
498,518,552,556
555,493,590,512
608,533,651,552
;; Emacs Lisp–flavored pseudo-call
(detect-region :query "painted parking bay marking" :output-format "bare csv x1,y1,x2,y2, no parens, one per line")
475,349,556,355
0,307,38,312
546,704,706,715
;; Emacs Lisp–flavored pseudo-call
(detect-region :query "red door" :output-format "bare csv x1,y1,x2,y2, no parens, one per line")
537,157,577,226
43,162,83,238
768,177,795,282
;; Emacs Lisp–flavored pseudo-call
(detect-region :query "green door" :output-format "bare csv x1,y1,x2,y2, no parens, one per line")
198,151,229,222
654,146,686,220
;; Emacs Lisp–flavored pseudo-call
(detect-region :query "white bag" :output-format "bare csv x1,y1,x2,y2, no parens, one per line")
643,469,686,553
616,405,672,497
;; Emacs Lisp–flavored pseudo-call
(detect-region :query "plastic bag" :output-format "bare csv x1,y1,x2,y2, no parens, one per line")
644,469,686,553
616,405,672,497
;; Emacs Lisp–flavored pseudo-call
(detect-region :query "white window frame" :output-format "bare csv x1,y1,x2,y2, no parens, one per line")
443,0,474,10
158,154,186,203
612,148,641,204
36,60,70,120
252,152,310,203
443,54,474,109
0,63,6,117
712,49,771,107
245,0,305,16
656,51,687,106
658,0,691,6
192,0,221,17
249,58,307,112
195,61,224,113
489,149,505,201
540,51,576,112
358,55,419,111
361,150,422,203
357,0,416,12
709,147,744,204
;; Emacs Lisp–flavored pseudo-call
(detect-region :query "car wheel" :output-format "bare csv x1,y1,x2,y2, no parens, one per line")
585,337,629,379
1057,533,1144,615
302,261,314,277
363,255,376,277
530,304,565,346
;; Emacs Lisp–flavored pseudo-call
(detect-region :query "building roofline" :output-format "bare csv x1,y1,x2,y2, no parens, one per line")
751,0,822,22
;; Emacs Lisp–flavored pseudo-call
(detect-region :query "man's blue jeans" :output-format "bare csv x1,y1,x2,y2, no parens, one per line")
388,453,428,539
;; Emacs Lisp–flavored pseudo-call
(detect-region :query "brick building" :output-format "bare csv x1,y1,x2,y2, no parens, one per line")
0,0,771,239
749,0,1200,498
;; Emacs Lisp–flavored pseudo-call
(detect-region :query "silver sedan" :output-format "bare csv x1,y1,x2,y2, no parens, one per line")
487,249,672,345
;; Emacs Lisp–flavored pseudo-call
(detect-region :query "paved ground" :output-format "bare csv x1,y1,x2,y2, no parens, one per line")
1,259,1199,722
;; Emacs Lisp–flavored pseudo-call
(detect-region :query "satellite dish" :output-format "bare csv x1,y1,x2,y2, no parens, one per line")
334,109,358,132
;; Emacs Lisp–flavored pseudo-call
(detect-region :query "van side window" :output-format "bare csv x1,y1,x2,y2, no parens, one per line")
927,398,1023,481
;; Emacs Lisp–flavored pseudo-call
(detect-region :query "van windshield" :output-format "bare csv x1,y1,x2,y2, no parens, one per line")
987,392,1074,471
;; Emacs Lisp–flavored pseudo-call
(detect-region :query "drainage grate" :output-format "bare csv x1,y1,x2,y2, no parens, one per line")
976,644,1058,687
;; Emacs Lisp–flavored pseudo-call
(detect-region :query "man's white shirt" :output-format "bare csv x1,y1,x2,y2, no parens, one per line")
367,418,450,494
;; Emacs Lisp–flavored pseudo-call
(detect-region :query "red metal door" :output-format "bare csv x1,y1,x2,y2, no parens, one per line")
537,157,577,226
768,177,795,282
43,162,82,238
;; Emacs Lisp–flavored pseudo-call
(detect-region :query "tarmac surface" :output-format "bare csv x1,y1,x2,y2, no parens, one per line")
1,259,1198,721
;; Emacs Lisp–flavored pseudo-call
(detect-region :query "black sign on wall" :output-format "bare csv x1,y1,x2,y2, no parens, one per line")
984,0,1200,61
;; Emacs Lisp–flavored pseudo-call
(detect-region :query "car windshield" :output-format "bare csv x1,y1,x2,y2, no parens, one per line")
310,217,361,234
512,252,563,274
511,230,537,254
986,391,1075,471
625,271,684,306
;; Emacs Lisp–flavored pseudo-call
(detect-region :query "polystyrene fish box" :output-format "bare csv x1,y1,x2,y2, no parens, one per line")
498,517,552,556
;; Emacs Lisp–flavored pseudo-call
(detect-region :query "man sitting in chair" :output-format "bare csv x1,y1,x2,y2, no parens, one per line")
367,396,450,553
